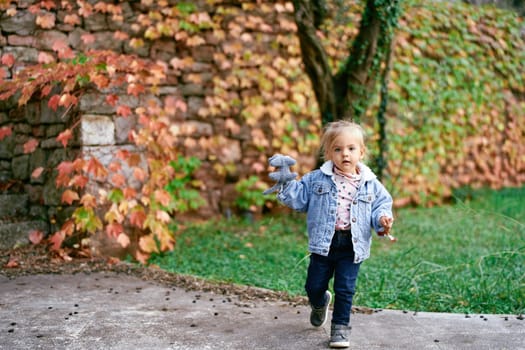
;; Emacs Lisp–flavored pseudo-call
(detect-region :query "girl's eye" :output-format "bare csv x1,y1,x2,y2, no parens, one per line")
334,148,341,152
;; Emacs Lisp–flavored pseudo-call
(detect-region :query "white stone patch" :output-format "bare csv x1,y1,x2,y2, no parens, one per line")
81,114,115,146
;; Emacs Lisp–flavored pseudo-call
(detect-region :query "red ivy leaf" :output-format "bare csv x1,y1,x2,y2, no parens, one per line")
57,161,75,176
1,53,15,67
106,223,123,238
114,31,129,40
4,257,19,268
49,231,65,251
31,167,45,179
58,93,78,108
48,94,60,111
86,158,108,179
0,126,13,140
61,189,79,205
56,129,73,147
41,84,53,97
116,104,132,117
127,83,145,96
81,33,96,45
70,174,89,189
23,138,39,153
106,94,119,106
111,173,126,187
28,230,44,245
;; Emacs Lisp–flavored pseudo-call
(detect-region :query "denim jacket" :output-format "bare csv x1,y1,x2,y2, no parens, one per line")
277,161,393,263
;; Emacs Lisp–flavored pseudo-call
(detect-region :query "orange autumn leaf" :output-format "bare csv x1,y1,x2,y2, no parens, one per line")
155,210,171,223
133,167,147,182
154,190,171,207
123,187,137,199
63,13,81,25
111,173,126,187
135,250,149,264
36,12,56,29
117,233,130,248
139,235,158,253
5,257,19,268
86,158,108,179
62,189,79,204
91,74,109,89
127,153,142,167
127,83,145,96
130,209,147,228
58,93,78,108
114,31,129,40
116,149,130,160
108,161,122,172
23,138,39,153
49,231,65,251
79,193,97,208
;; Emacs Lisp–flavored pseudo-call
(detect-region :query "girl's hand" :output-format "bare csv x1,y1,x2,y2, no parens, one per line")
378,216,396,241
379,216,393,234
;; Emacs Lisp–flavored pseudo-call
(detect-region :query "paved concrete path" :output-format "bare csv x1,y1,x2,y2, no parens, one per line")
0,272,523,350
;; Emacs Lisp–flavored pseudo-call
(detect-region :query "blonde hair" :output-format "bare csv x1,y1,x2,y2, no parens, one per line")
319,120,366,160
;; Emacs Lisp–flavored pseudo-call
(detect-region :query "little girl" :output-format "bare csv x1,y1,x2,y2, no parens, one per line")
267,120,394,348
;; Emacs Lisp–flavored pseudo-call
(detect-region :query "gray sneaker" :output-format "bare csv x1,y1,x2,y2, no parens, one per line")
310,291,332,327
330,324,351,348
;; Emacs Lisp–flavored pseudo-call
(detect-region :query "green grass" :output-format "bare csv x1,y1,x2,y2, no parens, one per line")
150,187,525,314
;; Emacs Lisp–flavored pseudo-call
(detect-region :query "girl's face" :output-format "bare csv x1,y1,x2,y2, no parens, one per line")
328,129,365,175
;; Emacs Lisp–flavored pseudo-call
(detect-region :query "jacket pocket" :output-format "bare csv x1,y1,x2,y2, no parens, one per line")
357,192,375,203
312,182,331,195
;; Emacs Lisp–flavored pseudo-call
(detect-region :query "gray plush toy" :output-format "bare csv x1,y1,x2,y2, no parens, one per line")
263,154,298,195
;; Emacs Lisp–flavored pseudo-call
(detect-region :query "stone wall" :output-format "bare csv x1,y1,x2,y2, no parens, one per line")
0,0,317,246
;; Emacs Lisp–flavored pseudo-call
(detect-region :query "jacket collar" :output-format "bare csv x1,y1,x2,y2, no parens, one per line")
320,160,376,181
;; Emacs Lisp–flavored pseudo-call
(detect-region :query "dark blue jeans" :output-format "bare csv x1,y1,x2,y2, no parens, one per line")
305,230,361,326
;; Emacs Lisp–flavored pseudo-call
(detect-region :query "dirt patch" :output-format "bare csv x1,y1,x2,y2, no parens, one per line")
0,244,376,314
0,244,308,304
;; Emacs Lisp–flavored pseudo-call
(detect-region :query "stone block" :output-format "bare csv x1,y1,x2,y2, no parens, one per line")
0,11,36,35
0,134,14,159
114,115,137,144
0,220,49,249
34,30,69,51
0,194,28,217
12,155,30,180
81,114,115,146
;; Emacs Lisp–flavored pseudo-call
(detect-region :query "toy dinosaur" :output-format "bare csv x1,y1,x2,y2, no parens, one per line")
263,154,298,195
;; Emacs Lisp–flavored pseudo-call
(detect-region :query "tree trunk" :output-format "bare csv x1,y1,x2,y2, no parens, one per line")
293,0,401,123
292,0,337,125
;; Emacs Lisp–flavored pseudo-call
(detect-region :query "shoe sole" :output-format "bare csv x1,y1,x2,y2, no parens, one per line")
315,291,332,328
329,341,350,348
